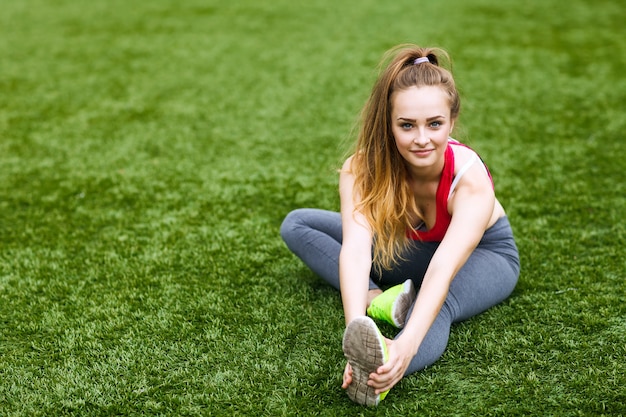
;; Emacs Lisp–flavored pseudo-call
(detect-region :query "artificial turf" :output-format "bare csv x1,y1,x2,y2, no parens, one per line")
1,0,625,415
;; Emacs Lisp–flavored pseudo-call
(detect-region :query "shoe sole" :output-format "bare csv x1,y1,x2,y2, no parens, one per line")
342,317,388,406
393,279,416,328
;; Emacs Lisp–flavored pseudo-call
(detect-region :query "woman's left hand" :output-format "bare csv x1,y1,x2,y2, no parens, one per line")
368,337,416,393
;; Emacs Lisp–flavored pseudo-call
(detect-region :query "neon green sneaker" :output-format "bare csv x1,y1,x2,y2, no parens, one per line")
366,279,416,328
342,316,390,406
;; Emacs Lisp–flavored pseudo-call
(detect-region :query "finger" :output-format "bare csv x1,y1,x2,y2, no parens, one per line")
379,362,409,393
342,373,352,389
369,362,403,390
342,364,353,389
375,376,401,395
371,355,398,378
368,369,395,388
371,366,403,392
369,368,391,382
376,360,394,374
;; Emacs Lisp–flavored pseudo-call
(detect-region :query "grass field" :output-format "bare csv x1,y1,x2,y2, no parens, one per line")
1,0,625,415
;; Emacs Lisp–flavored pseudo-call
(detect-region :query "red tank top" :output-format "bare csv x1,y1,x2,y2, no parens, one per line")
407,141,492,242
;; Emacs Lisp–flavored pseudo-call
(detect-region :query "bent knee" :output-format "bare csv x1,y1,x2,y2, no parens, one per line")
280,209,306,242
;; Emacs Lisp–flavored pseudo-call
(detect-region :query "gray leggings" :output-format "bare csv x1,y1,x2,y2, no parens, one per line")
280,208,520,375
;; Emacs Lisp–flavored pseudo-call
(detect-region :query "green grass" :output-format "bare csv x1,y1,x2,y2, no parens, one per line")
1,0,625,415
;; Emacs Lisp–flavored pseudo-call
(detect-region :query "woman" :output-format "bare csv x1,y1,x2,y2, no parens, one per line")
280,45,520,406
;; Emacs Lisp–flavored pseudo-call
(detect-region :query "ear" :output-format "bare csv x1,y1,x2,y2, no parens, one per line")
450,119,456,132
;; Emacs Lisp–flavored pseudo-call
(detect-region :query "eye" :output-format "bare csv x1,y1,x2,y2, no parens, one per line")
401,122,413,130
429,121,443,128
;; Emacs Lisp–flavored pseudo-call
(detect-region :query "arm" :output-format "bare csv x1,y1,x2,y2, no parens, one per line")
370,160,497,392
404,158,495,348
338,156,373,326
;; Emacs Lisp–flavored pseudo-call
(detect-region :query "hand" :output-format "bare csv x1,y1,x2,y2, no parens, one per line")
367,337,416,394
341,362,353,389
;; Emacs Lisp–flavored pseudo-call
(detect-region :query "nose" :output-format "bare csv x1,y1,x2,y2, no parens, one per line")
413,129,430,147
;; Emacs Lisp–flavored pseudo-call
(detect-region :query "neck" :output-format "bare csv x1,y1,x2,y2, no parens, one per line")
407,156,445,183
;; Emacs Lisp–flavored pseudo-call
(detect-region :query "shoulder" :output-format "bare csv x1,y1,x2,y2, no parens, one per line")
449,140,480,171
341,154,356,173
339,155,370,230
339,155,357,196
449,141,492,193
447,141,504,224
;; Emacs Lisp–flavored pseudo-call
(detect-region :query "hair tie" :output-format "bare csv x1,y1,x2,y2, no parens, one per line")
413,57,430,65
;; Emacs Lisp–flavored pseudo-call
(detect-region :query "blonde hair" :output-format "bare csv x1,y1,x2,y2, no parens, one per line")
349,44,460,271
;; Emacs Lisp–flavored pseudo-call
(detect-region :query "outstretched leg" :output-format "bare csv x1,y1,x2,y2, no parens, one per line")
399,218,519,375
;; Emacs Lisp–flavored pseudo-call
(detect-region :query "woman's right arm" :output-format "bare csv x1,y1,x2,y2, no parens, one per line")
338,156,373,326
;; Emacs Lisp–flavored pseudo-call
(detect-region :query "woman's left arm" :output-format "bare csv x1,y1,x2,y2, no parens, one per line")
369,161,496,393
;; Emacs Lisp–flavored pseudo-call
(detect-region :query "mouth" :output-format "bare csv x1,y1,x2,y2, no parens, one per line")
410,149,434,156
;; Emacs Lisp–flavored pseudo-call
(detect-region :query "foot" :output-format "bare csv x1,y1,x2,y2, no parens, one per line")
366,289,383,307
366,279,416,328
342,316,390,406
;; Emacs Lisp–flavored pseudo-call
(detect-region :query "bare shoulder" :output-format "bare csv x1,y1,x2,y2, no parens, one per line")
340,154,356,173
339,155,357,187
339,154,371,231
449,143,490,185
339,154,357,198
450,142,478,171
449,142,506,222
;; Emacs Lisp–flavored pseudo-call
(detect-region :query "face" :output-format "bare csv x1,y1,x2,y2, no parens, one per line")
391,85,455,174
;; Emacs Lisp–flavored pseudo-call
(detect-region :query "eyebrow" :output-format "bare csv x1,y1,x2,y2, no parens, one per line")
397,115,446,122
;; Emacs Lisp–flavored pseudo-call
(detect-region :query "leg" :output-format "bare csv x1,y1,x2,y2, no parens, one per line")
373,240,439,288
446,217,520,323
401,219,520,374
402,304,454,375
280,208,381,291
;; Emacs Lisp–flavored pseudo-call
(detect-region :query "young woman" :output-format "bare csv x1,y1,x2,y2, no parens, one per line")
280,45,520,406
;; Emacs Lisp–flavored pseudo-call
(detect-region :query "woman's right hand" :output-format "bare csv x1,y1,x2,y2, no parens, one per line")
341,362,353,389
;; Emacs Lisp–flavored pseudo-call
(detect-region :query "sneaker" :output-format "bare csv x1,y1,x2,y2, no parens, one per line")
366,279,416,328
342,316,390,406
